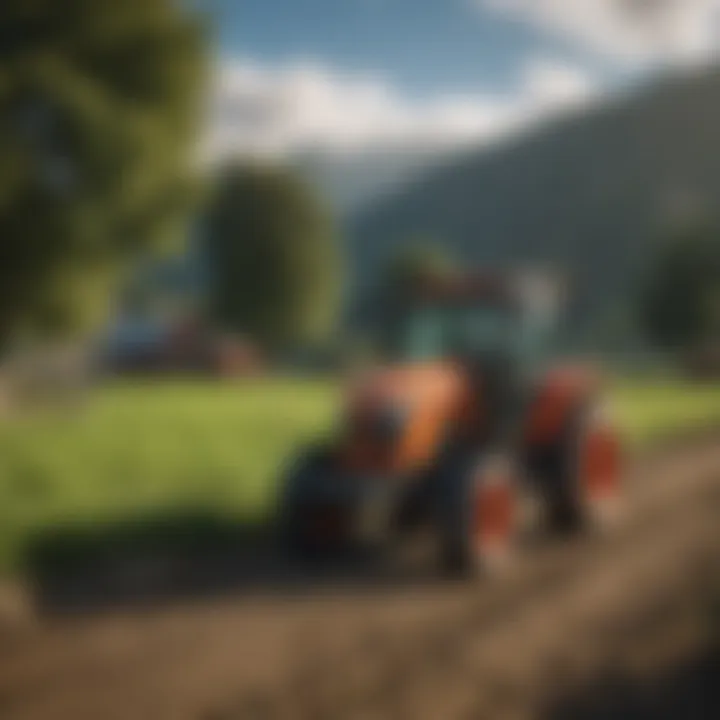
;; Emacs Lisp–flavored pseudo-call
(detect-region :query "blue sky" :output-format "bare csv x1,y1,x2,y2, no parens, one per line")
199,1,720,158
206,0,577,95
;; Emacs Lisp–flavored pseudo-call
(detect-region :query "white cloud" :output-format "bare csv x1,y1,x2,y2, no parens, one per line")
522,57,597,104
478,0,720,65
204,56,596,160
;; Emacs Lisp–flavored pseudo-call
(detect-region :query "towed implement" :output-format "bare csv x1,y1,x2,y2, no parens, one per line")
278,271,622,577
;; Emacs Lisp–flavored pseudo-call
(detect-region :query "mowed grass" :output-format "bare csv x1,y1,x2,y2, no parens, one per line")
0,377,719,572
0,379,338,572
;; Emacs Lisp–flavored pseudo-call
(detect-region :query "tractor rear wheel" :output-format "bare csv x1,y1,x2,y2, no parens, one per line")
547,401,623,534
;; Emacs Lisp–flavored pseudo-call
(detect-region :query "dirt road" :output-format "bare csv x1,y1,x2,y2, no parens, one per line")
1,436,719,720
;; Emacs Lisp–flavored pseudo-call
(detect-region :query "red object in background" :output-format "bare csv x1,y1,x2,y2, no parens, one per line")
108,315,263,379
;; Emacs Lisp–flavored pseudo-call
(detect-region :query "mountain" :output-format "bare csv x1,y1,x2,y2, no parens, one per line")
350,68,720,345
294,145,452,215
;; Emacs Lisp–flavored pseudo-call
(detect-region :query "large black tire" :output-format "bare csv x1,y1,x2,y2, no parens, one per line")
544,401,622,534
436,453,518,579
276,445,335,558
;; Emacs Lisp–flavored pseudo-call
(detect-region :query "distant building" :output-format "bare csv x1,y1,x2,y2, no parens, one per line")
101,314,262,378
100,235,262,378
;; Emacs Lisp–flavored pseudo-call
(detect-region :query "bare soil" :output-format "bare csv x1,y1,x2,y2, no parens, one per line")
1,437,719,720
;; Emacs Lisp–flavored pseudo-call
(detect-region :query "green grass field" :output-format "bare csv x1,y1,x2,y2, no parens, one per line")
0,378,719,573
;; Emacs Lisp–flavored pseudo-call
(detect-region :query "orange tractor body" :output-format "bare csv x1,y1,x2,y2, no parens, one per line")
341,360,602,475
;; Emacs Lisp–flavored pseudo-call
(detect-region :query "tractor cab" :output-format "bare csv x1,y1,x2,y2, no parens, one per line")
390,272,560,372
382,272,564,447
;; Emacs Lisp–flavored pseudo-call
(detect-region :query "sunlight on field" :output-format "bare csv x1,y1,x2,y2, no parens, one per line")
0,378,718,571
0,380,338,570
613,381,720,446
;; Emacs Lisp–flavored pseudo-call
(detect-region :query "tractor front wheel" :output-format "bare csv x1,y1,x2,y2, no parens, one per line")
276,446,335,558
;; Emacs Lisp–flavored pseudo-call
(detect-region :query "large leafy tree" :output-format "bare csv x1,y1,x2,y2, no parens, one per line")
204,162,341,351
640,224,720,350
0,0,206,347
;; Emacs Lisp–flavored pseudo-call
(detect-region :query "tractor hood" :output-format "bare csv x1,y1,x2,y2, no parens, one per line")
342,362,469,474
349,362,466,410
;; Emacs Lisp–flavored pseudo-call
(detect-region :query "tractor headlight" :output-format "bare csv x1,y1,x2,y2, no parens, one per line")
475,454,513,487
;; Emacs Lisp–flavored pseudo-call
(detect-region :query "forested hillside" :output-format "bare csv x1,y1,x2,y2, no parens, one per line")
351,68,720,343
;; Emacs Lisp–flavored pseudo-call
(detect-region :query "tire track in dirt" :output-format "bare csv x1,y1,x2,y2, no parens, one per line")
210,440,720,720
0,437,719,720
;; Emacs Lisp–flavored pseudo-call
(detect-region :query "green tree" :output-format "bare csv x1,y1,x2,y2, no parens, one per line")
384,241,456,298
0,0,206,348
204,162,341,351
358,241,456,353
640,225,720,350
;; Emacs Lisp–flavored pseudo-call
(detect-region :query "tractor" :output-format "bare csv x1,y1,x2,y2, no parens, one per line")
278,270,622,577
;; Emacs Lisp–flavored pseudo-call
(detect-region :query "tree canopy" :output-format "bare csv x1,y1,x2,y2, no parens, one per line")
640,224,720,351
0,0,206,347
204,162,341,352
384,241,456,297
